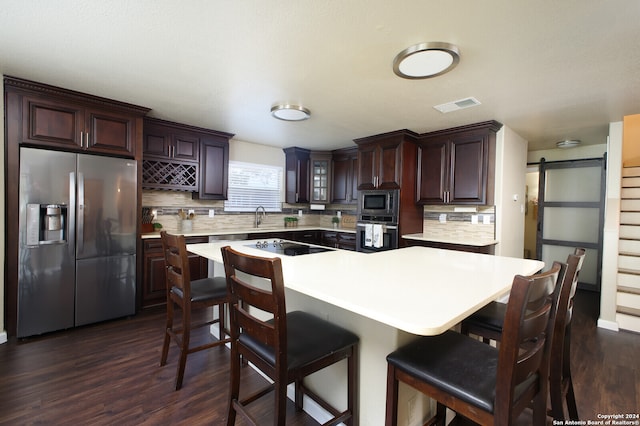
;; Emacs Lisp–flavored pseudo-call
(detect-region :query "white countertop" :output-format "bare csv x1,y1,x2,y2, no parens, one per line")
402,232,498,247
187,240,543,336
141,226,355,239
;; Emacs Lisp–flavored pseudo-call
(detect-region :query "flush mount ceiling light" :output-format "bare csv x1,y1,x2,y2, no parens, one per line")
393,42,460,79
556,139,581,149
270,104,311,121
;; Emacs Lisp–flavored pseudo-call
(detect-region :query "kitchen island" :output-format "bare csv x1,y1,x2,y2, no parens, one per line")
187,241,543,425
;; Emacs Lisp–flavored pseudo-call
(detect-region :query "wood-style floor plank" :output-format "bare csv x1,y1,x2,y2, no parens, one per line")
0,291,638,425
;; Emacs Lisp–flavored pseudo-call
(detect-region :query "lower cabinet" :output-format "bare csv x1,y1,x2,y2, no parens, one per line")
142,236,209,308
322,231,357,251
403,238,496,255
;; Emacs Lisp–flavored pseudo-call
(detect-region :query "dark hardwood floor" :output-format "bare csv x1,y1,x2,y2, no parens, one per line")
0,290,637,425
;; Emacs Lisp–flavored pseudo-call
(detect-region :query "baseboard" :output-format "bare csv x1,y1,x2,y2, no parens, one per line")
597,318,619,331
0,331,7,344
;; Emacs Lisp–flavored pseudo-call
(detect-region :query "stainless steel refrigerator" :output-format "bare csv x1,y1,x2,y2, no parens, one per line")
18,147,137,337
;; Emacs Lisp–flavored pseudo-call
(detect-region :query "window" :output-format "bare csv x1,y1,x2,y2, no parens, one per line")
224,161,283,212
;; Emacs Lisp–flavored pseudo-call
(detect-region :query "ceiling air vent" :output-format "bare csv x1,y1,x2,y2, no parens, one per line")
433,97,481,113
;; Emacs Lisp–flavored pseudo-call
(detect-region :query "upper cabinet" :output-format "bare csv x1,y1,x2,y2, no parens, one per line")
6,76,149,158
416,120,502,205
354,129,419,190
198,135,230,200
310,152,332,203
283,147,310,204
331,147,358,204
142,117,233,196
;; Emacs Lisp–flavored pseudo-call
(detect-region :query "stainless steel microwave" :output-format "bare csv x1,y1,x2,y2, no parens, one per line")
357,189,399,218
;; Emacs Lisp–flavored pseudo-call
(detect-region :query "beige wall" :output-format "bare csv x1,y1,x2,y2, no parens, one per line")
494,126,528,258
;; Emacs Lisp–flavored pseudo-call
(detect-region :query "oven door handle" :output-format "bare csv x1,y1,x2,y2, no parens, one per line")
356,222,398,230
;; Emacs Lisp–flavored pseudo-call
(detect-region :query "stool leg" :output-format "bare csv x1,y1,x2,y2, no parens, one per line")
347,346,358,426
385,364,399,426
160,299,174,366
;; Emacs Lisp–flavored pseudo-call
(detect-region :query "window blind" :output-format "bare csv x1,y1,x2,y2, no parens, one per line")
224,161,283,212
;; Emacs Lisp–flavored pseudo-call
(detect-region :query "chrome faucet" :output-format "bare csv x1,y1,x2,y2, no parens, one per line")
255,206,266,228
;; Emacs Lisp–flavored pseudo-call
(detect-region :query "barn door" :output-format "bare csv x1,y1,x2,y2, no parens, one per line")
536,156,606,291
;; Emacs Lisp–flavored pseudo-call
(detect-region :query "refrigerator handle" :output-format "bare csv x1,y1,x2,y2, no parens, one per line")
77,172,84,254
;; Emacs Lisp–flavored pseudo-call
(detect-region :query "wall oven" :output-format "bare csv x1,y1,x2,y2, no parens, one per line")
356,189,400,252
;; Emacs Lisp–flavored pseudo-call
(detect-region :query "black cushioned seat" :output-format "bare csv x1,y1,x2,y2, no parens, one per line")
240,310,359,371
171,276,228,302
387,330,537,413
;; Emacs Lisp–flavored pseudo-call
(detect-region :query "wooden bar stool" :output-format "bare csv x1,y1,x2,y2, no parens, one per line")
159,231,231,390
385,261,566,425
221,245,359,426
461,248,585,420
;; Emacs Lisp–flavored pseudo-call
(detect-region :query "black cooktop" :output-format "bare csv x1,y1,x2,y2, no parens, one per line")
247,240,334,256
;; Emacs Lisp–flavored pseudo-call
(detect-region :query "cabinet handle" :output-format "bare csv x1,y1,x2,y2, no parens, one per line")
86,132,89,148
80,131,84,148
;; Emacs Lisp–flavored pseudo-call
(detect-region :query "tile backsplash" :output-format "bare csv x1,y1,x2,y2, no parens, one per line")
421,205,495,241
142,190,356,232
143,190,494,239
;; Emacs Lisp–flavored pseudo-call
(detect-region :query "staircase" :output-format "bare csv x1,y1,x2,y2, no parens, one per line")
617,166,640,332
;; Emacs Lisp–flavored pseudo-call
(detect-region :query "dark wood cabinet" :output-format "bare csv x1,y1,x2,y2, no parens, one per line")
197,136,230,200
322,230,357,251
310,152,332,203
283,147,310,204
354,130,419,190
142,237,209,308
416,121,502,205
13,79,147,158
331,147,358,204
142,117,233,194
287,230,320,244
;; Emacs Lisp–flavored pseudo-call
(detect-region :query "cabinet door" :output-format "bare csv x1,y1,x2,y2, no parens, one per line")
377,140,402,189
322,231,339,247
197,137,229,200
332,150,358,204
337,232,357,251
357,143,377,190
172,133,199,161
142,238,209,308
449,135,488,204
21,96,83,149
143,124,171,158
417,138,448,204
284,148,310,203
311,155,331,203
86,107,136,157
142,241,167,307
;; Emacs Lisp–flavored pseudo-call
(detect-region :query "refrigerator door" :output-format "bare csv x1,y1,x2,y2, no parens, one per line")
75,255,136,326
18,148,76,337
76,154,137,259
75,154,137,324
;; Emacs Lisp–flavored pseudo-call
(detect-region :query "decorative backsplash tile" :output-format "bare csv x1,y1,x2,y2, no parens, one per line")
422,205,495,240
142,190,356,232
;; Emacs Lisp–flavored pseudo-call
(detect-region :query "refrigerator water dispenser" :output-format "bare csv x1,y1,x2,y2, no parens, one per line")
26,203,68,245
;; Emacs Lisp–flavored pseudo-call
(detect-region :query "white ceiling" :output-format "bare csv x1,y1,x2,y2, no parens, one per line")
1,1,639,152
